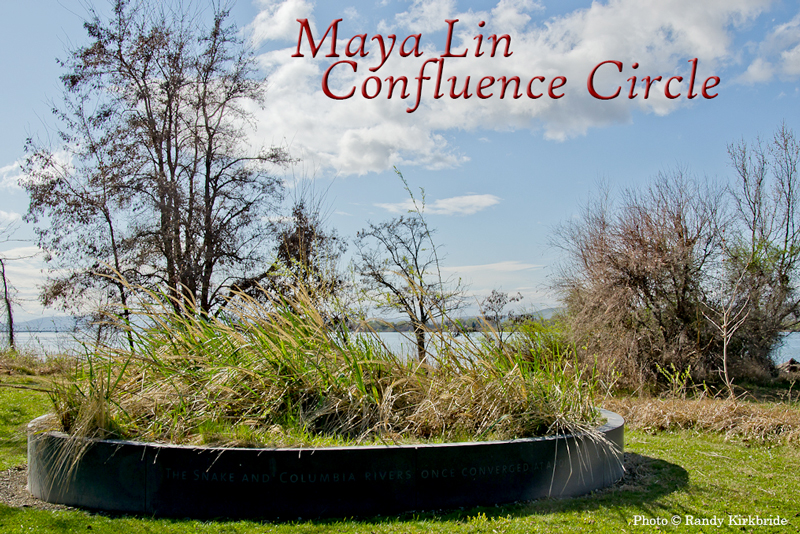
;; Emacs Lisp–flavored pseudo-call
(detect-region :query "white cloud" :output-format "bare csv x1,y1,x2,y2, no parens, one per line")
771,12,800,76
250,0,316,44
0,211,21,225
0,162,23,190
376,193,500,215
439,260,551,313
738,10,800,83
6,150,75,189
738,57,775,83
343,7,361,25
782,43,800,76
251,0,773,175
491,0,543,33
394,0,458,33
441,260,542,273
262,215,294,224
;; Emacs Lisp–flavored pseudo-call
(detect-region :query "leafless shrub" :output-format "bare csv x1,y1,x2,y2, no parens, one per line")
553,171,724,388
355,170,466,361
605,396,800,444
553,125,800,391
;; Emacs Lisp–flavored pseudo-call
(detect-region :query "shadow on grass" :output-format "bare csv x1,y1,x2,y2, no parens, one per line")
0,430,27,462
228,452,689,528
0,452,688,530
339,452,691,526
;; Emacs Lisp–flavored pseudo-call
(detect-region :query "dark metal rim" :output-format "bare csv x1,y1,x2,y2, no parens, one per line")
28,408,623,452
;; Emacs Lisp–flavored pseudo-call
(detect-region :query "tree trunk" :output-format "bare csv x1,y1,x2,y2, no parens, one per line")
0,259,14,351
414,323,426,362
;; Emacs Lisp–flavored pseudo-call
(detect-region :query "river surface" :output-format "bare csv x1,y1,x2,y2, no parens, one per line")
5,330,800,364
1,331,441,359
769,331,800,364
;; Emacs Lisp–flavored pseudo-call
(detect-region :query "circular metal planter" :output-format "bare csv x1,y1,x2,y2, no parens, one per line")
28,410,624,519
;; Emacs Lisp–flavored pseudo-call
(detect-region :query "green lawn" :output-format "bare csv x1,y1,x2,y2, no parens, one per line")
1,378,798,533
0,377,51,470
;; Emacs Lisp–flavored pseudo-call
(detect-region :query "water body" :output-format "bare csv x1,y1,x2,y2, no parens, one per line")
3,331,92,356
4,331,487,359
770,332,800,365
6,330,799,365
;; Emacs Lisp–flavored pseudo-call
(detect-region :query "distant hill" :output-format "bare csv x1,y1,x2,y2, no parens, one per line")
2,308,566,334
359,307,565,332
532,307,562,320
0,316,81,333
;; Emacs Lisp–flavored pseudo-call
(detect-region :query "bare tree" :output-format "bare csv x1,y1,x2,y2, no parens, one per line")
0,223,34,351
274,198,346,296
553,125,800,389
726,123,800,363
229,182,347,313
23,0,291,317
480,289,522,346
702,240,753,397
23,126,137,342
553,172,725,386
695,124,800,389
355,172,464,360
0,258,14,351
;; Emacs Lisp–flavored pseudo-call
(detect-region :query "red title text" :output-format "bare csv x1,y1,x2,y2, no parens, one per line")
292,19,720,113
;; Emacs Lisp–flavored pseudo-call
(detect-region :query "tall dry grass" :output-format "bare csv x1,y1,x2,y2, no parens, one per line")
46,284,599,448
605,396,800,444
0,349,73,377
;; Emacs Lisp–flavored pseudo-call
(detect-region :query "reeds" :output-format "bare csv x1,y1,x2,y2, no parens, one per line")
46,284,598,448
605,396,800,444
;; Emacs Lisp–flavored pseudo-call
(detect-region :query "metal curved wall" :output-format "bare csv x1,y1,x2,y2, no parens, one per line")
28,409,624,519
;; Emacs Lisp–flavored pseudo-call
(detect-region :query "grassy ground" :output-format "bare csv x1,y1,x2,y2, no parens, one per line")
1,374,799,533
0,376,51,471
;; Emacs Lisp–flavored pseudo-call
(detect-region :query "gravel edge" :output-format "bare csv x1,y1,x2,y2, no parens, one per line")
0,465,74,511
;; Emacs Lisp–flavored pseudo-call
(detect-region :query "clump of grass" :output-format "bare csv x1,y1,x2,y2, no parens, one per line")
0,349,73,377
47,283,598,448
605,396,800,444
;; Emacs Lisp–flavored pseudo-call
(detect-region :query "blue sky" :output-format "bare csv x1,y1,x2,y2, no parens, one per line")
1,0,799,321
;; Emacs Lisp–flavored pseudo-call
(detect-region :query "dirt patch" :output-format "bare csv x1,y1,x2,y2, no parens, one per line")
0,465,74,511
